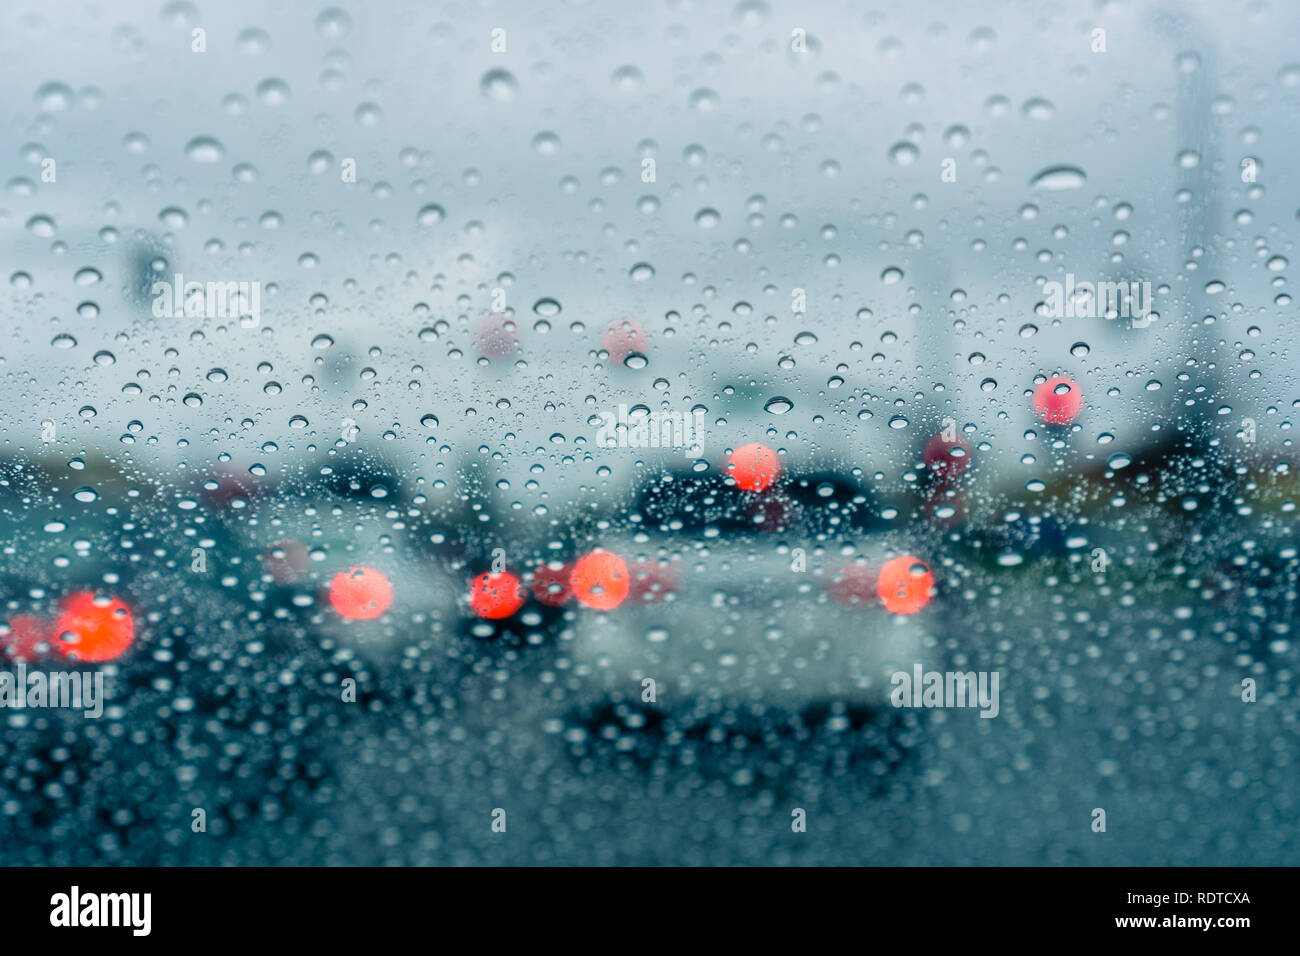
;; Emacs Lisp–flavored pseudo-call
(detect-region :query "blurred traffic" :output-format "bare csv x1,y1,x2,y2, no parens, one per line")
1,0,1298,865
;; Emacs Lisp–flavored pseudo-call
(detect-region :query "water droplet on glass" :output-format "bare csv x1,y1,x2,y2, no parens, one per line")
1021,97,1055,120
764,396,793,414
480,69,518,102
612,65,644,92
689,88,720,112
185,136,224,162
1029,165,1087,190
35,81,75,112
889,142,919,166
531,131,561,155
417,204,446,226
315,7,352,39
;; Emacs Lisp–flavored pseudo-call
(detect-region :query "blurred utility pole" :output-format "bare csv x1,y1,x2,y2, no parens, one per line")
1170,14,1225,439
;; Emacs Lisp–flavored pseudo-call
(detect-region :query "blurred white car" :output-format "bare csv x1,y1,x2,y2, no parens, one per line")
562,532,933,717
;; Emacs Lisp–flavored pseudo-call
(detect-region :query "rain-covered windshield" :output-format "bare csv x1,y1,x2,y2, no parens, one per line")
1,0,1296,867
